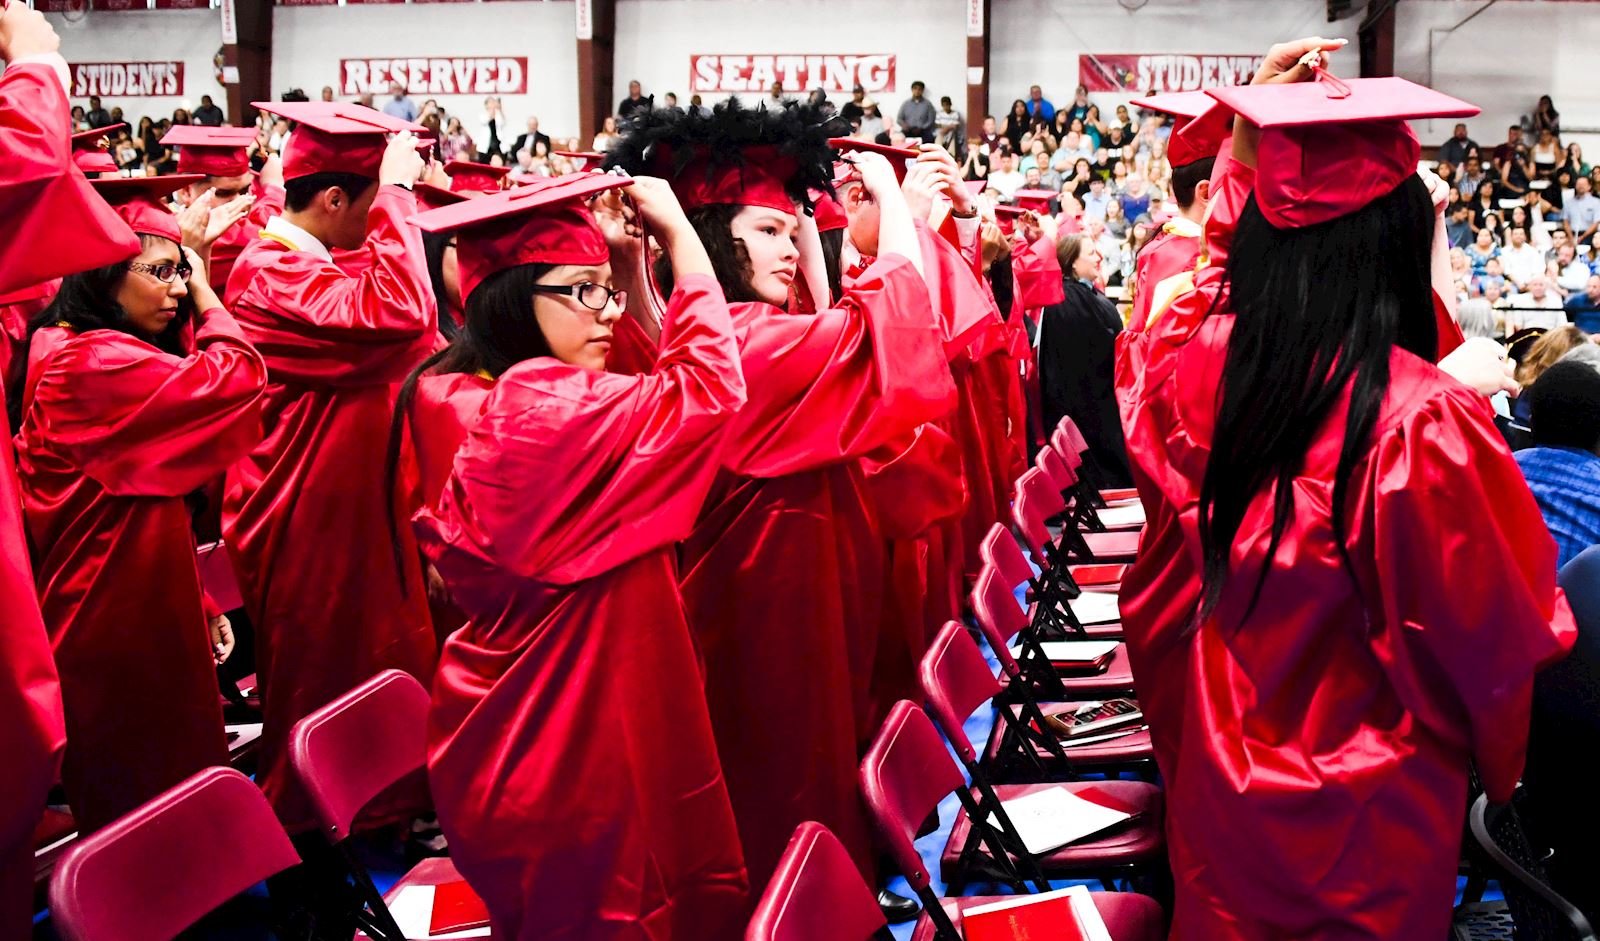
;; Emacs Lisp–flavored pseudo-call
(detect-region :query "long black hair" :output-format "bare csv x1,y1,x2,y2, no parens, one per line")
651,203,764,304
1197,174,1438,623
383,262,555,585
817,226,845,305
7,235,193,429
422,229,461,341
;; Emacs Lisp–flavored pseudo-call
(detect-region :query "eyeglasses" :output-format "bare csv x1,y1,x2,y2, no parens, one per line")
528,281,627,312
126,261,192,284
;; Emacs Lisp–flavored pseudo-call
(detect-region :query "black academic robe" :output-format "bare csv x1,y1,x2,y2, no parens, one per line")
1038,277,1131,486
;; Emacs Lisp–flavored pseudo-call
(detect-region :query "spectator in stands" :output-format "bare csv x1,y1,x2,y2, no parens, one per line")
1440,122,1476,166
1533,127,1561,180
1535,94,1561,139
1475,256,1509,296
1026,84,1054,122
1456,154,1487,199
1510,275,1567,331
1515,360,1600,568
85,95,111,129
1457,295,1498,340
1495,124,1524,166
856,97,885,141
1082,174,1111,222
1031,149,1061,191
440,117,473,162
1468,178,1497,231
1568,175,1600,245
617,80,652,122
381,81,418,122
988,151,1024,199
1446,198,1475,248
356,91,375,109
1138,190,1166,227
1562,142,1590,178
1485,279,1510,313
1119,174,1150,222
935,95,964,156
663,92,682,114
510,115,550,167
1566,275,1600,333
687,94,711,118
69,104,88,132
320,85,334,102
961,138,989,181
1502,225,1546,290
839,84,866,125
896,81,936,143
1552,242,1591,294
592,115,620,152
475,96,507,163
192,95,223,126
1499,142,1534,201
1063,84,1090,124
767,82,788,107
1001,99,1029,152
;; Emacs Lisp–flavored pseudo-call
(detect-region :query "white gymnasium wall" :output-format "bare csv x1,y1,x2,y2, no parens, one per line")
271,2,578,138
613,0,967,120
988,0,1359,122
1396,0,1600,147
48,8,228,125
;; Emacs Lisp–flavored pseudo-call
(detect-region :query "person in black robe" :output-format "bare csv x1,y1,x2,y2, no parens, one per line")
1038,233,1131,486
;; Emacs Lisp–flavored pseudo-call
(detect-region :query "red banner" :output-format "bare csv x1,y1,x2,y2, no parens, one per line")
339,57,528,96
70,61,185,96
1078,53,1264,94
153,0,211,9
689,54,896,96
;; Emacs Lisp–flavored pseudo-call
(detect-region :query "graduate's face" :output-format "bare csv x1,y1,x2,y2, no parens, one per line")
839,182,881,260
116,238,188,339
530,262,623,371
730,206,800,307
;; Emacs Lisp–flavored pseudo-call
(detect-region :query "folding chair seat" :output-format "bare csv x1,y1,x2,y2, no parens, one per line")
1053,420,1141,507
49,767,302,941
1036,447,1145,533
973,565,1137,702
922,619,1154,784
1015,468,1141,567
860,701,1166,941
1456,791,1596,941
745,821,889,941
289,669,468,941
980,524,1124,641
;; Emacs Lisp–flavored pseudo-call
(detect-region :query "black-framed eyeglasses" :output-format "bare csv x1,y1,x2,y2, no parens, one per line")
528,281,627,312
126,261,192,284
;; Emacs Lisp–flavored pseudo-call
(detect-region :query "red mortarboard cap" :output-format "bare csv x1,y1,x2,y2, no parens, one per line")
829,137,918,184
809,188,847,232
162,125,256,177
964,180,988,197
91,173,204,243
1011,188,1056,213
415,182,467,212
74,149,119,176
1205,74,1478,229
71,125,122,176
555,151,606,172
1131,91,1228,168
652,143,798,214
252,101,425,181
71,124,125,153
410,172,631,303
445,159,511,195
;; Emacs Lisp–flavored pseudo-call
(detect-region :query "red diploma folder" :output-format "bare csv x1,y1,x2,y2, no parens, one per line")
962,889,1088,941
429,880,491,936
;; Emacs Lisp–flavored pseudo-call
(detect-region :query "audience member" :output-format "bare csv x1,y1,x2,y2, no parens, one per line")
192,94,224,126
1439,122,1476,166
1509,274,1567,331
617,79,652,122
934,96,964,156
381,81,418,122
896,80,936,143
1515,360,1600,568
1565,275,1600,333
1026,84,1054,122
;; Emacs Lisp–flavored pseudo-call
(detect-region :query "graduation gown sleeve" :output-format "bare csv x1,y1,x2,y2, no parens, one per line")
1356,383,1576,802
0,61,139,293
1011,232,1066,311
720,254,956,478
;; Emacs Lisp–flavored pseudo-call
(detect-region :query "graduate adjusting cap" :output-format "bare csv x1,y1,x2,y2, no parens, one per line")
829,137,919,185
1130,91,1227,168
91,174,205,244
444,159,512,195
252,101,426,181
603,98,844,215
555,151,606,172
410,172,632,304
1205,73,1478,229
161,125,257,177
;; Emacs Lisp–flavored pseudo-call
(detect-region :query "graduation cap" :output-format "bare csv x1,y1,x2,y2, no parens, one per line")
91,173,205,243
555,151,606,172
809,188,847,232
414,182,467,212
410,172,632,304
444,159,511,195
829,137,919,185
161,125,256,177
604,99,844,215
1205,74,1478,229
252,101,426,181
1010,188,1057,214
1130,91,1227,168
71,125,123,177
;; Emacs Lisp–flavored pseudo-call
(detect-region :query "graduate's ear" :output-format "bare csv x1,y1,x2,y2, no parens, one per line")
1195,179,1212,205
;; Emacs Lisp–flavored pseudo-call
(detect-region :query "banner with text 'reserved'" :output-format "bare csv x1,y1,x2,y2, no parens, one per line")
71,61,185,96
339,57,529,96
1078,54,1264,94
689,54,896,96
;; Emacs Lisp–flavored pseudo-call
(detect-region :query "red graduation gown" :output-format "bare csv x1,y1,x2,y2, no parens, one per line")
418,274,750,941
223,186,439,831
679,254,956,891
1118,316,1576,939
1126,219,1202,333
17,312,266,832
0,278,58,385
208,180,285,301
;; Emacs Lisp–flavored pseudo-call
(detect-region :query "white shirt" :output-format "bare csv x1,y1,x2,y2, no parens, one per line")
1500,242,1546,289
988,169,1025,199
263,215,333,264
